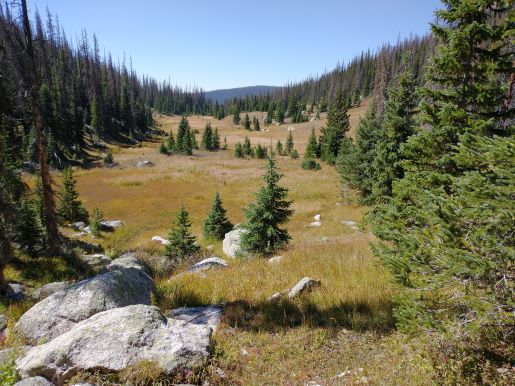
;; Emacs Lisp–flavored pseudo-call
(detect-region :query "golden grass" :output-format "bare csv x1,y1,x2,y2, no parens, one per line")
8,100,437,384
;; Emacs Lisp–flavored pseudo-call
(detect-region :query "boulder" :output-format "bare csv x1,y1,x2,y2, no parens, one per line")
136,160,154,168
14,376,54,386
288,277,321,299
81,254,111,269
32,282,69,301
16,305,212,385
14,268,154,345
268,256,285,264
165,305,223,332
222,228,245,258
102,253,147,273
188,257,228,273
6,283,26,301
307,221,322,227
99,220,123,230
72,222,86,231
152,236,171,245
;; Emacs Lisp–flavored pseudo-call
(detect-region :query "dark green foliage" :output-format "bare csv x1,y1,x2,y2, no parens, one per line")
290,149,299,159
372,0,514,348
275,140,284,156
301,158,321,171
176,116,193,155
166,131,176,154
242,137,252,156
232,104,241,125
320,87,350,164
58,168,89,223
222,136,228,150
165,206,200,260
241,154,293,255
89,208,104,237
16,197,44,256
243,113,251,130
274,106,285,124
234,142,244,158
159,142,168,155
252,116,260,131
372,69,417,201
201,122,214,150
203,193,233,240
253,144,267,159
336,101,381,202
285,131,294,155
211,128,221,150
305,128,319,159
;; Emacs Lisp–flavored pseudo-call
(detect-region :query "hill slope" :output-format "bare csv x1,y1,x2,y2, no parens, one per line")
206,85,279,103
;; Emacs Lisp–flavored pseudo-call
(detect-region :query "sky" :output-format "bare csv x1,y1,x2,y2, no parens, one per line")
30,0,441,91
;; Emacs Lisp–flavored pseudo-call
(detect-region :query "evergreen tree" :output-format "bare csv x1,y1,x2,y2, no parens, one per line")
372,0,514,343
253,116,260,131
285,131,294,155
211,128,221,150
58,168,89,223
166,131,176,153
253,144,267,159
305,127,319,159
201,122,214,150
16,197,43,256
241,154,293,255
243,113,251,130
232,104,241,125
165,206,200,260
159,142,168,155
234,142,244,158
275,140,284,156
290,149,299,159
320,87,350,164
89,208,104,237
371,69,417,201
203,193,233,240
242,136,252,156
222,136,228,150
275,105,285,124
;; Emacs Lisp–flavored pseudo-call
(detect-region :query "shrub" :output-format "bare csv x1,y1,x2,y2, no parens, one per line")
89,208,104,237
301,159,321,171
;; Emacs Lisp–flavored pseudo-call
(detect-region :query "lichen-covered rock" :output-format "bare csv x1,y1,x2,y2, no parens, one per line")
16,305,212,385
188,257,228,273
32,282,69,301
99,220,123,230
14,268,154,345
102,253,147,273
81,254,111,269
0,346,32,366
268,256,284,264
6,283,26,301
288,277,321,299
14,376,54,386
222,229,245,258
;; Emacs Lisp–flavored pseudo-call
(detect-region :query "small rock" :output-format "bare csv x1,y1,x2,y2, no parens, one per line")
152,236,171,245
188,257,228,273
240,348,249,356
5,283,26,301
342,220,359,230
136,160,154,167
223,228,245,258
165,305,223,333
287,126,295,131
206,244,214,251
313,214,321,221
321,236,329,242
496,367,509,374
216,367,226,378
102,253,147,273
359,376,369,384
14,376,54,386
288,277,321,299
32,282,69,301
308,221,322,227
100,220,123,230
268,256,284,264
73,222,86,231
81,254,111,269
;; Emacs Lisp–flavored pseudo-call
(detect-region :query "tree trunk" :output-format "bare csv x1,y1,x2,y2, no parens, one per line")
21,0,60,255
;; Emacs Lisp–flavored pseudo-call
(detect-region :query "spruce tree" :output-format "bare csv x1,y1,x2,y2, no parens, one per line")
275,140,283,156
241,154,293,255
371,69,417,202
285,131,294,155
203,193,233,240
211,128,221,150
166,131,176,153
320,87,350,164
372,0,514,341
253,116,260,131
16,197,43,256
201,122,213,150
242,136,252,156
165,206,200,260
222,136,228,150
58,168,89,223
159,142,168,155
305,127,319,159
232,104,240,125
243,113,251,130
275,105,285,124
234,142,244,158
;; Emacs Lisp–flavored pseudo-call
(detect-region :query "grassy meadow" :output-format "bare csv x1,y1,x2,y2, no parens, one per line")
3,99,436,385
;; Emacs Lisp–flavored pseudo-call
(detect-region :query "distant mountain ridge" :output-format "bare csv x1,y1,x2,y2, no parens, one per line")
205,85,279,103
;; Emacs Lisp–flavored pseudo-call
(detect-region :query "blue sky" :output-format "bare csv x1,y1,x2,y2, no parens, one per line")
30,0,441,91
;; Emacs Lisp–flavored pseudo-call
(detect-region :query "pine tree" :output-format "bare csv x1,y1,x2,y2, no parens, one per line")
234,142,244,158
165,206,199,260
203,193,233,240
241,154,293,255
201,122,214,150
222,136,228,150
320,87,350,164
285,131,294,155
58,168,89,223
211,128,221,150
159,142,168,155
232,104,241,125
275,106,285,124
305,127,319,159
166,131,176,153
372,0,514,341
371,68,417,202
242,136,252,156
16,197,43,256
253,116,260,131
275,140,283,156
89,208,104,237
243,113,251,130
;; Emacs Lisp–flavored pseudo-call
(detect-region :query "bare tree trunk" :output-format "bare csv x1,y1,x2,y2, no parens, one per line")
21,0,60,255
